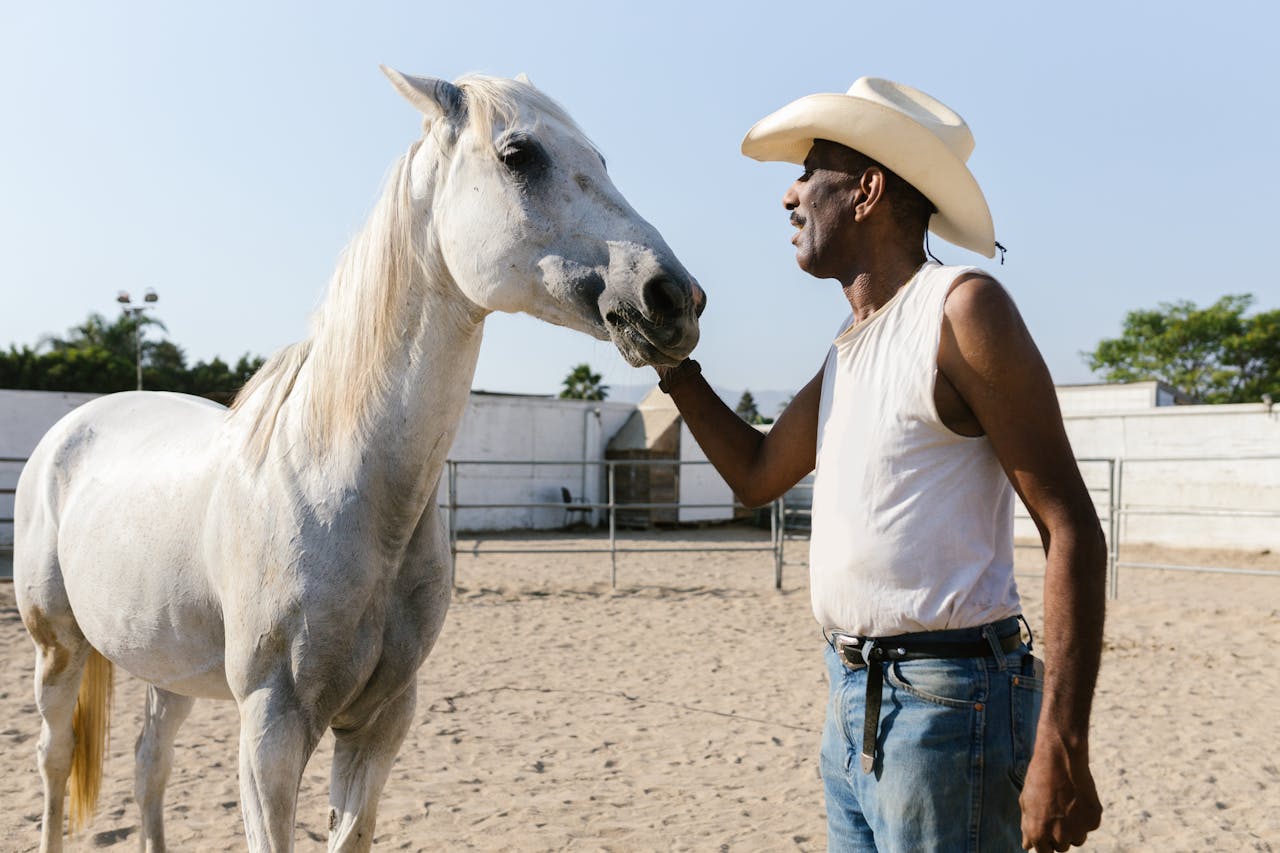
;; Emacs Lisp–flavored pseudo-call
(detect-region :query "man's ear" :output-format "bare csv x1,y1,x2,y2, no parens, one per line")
854,166,886,222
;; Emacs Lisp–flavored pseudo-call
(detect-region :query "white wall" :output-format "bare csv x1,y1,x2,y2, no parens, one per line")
677,421,735,523
1069,402,1279,551
1012,403,1280,550
1,390,103,547
8,386,1276,548
443,395,635,531
1057,382,1161,416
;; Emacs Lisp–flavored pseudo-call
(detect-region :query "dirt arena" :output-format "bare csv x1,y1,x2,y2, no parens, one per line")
1,530,1277,851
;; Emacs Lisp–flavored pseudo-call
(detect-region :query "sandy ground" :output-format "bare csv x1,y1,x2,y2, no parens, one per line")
0,530,1277,851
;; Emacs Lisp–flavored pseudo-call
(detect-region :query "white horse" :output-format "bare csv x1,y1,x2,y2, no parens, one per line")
14,67,703,852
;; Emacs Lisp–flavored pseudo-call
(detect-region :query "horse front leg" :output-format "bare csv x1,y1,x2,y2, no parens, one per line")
326,684,417,853
134,686,195,852
236,682,324,852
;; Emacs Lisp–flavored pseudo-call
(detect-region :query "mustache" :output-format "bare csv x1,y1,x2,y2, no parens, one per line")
790,213,806,228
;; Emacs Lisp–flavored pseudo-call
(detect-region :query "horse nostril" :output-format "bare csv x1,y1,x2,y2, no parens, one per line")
642,275,683,322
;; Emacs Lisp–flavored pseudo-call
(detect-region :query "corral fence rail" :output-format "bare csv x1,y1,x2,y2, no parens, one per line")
442,459,785,589
444,455,1280,597
3,455,1277,594
0,457,23,559
1107,454,1280,587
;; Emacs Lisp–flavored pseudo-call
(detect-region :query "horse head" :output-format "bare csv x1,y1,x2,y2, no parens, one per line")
383,67,703,367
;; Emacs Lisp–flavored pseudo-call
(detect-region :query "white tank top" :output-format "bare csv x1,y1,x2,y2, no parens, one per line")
809,262,1021,636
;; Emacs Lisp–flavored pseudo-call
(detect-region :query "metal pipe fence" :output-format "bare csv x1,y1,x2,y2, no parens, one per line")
0,457,22,556
1106,454,1280,591
3,453,1278,591
443,459,783,589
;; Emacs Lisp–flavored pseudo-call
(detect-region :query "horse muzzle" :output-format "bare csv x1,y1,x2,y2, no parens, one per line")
601,273,702,367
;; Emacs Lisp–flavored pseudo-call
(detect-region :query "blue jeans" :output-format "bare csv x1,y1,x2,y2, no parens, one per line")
820,621,1043,852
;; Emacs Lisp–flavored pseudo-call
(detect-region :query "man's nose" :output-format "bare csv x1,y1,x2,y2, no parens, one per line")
783,183,799,210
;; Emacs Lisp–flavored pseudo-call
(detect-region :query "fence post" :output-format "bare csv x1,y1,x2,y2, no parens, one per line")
608,461,617,588
447,460,459,586
773,496,784,590
1110,458,1124,600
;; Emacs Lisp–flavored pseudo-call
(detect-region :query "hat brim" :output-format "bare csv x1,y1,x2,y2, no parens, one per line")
741,93,995,258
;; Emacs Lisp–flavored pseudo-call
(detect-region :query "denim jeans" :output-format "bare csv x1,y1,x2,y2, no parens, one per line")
819,621,1043,852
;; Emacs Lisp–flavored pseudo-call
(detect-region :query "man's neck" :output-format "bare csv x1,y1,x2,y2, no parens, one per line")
839,249,930,322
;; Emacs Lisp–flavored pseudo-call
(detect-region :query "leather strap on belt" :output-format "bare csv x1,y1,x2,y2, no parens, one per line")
832,628,1024,774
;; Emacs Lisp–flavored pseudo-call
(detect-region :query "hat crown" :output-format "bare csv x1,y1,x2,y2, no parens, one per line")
846,77,975,162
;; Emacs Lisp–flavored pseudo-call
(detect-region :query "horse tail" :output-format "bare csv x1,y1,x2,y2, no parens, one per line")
69,648,113,833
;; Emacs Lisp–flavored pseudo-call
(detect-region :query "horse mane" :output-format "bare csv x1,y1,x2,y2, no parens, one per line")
230,75,584,459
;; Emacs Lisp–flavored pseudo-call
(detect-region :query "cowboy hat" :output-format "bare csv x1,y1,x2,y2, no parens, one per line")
741,77,996,258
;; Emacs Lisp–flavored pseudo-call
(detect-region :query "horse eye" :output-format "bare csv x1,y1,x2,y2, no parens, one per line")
498,136,546,176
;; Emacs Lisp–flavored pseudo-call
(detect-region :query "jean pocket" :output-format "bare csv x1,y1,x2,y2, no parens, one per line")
1009,654,1044,788
885,658,981,709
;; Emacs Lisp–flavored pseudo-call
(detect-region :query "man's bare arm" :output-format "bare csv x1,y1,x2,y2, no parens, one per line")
938,275,1106,853
657,364,823,507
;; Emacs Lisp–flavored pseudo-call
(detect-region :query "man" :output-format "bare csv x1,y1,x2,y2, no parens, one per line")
656,79,1105,852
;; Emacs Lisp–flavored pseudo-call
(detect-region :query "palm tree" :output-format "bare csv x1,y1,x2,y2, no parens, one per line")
559,363,609,400
40,311,168,363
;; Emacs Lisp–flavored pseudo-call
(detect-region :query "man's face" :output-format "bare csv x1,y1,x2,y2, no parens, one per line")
782,140,866,279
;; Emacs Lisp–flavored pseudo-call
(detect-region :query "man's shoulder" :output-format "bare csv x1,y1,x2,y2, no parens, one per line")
942,268,1014,322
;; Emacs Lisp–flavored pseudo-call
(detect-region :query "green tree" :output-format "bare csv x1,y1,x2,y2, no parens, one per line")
559,363,609,400
734,390,776,426
41,311,168,364
186,354,266,404
1085,294,1280,403
145,339,190,392
0,310,264,400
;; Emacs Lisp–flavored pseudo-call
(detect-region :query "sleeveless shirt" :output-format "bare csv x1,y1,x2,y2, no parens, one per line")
809,262,1021,636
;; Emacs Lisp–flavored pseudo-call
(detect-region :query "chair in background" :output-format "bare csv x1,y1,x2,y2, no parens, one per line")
561,486,592,528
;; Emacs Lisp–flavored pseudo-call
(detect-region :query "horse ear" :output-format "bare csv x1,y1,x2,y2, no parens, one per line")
380,66,465,124
515,72,534,87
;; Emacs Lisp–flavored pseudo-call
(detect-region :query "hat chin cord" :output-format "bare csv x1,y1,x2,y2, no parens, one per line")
924,231,1007,266
925,230,945,266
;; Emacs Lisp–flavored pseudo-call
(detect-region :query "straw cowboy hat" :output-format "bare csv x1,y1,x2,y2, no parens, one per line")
741,77,996,258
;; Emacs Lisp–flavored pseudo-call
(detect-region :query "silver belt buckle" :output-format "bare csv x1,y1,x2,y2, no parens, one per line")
832,632,867,669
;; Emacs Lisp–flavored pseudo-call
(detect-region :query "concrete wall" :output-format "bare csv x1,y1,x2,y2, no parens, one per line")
442,394,635,531
1057,402,1280,551
677,421,735,523
443,394,736,530
1055,380,1199,417
1,390,103,547
6,385,1277,549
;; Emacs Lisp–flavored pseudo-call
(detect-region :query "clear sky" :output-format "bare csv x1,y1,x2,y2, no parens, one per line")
3,1,1278,401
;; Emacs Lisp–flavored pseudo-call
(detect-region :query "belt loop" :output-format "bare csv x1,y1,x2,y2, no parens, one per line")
983,623,1008,671
859,638,877,667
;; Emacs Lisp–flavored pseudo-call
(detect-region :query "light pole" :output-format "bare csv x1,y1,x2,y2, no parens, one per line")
116,288,158,390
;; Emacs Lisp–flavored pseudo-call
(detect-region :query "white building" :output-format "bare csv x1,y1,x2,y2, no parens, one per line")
1047,383,1279,551
2,382,1277,551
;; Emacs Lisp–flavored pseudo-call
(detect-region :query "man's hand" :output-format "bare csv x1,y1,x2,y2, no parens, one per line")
1019,734,1102,852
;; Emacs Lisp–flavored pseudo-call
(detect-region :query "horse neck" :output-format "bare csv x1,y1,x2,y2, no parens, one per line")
287,265,485,525
275,149,487,526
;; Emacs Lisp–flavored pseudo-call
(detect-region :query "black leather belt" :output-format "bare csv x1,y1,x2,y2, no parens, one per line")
831,623,1024,774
